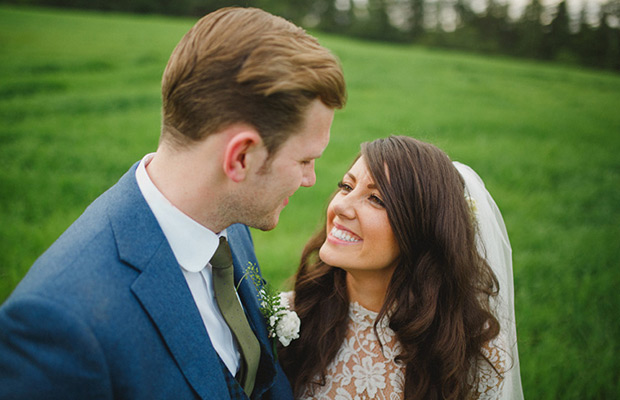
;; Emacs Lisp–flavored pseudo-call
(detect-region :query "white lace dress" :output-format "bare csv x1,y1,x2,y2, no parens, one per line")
298,301,507,400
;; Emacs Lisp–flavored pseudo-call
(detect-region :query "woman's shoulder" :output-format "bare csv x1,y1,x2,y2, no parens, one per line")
472,334,510,399
281,291,294,307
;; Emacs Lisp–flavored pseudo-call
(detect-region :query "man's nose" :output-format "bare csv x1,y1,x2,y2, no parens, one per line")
301,163,316,187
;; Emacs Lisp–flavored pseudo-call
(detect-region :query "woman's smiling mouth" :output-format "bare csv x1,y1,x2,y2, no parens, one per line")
329,226,362,243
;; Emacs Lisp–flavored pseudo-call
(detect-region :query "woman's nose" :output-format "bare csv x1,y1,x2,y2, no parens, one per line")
331,194,356,219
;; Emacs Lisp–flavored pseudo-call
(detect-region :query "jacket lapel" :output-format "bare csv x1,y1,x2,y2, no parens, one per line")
130,247,230,400
107,164,230,400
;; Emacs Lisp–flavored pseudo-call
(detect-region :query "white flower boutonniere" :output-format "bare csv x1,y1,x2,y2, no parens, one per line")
239,262,300,350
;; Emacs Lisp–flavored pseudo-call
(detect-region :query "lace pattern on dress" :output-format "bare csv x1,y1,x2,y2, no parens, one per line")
471,336,508,399
298,302,507,400
300,302,403,400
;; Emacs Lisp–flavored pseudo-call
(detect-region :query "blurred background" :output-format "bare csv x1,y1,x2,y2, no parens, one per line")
0,1,619,398
2,0,619,71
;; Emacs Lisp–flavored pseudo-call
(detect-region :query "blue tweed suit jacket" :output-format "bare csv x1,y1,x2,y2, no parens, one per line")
0,163,294,400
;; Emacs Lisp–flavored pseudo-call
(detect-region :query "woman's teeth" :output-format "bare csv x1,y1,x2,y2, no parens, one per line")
331,227,361,243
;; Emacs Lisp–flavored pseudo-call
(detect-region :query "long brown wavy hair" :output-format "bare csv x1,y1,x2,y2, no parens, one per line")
279,136,501,399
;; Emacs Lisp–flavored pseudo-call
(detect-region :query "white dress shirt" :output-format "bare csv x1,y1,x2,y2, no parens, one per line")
135,153,241,375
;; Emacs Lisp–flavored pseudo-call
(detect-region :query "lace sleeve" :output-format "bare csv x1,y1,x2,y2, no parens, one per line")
281,290,294,308
471,335,508,400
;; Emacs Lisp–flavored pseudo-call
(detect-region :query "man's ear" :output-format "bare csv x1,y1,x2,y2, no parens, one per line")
222,129,265,183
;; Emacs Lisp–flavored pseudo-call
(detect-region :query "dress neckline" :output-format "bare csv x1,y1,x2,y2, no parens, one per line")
349,301,392,330
350,301,378,317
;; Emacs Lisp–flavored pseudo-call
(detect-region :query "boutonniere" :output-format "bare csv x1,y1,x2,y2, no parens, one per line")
238,262,301,350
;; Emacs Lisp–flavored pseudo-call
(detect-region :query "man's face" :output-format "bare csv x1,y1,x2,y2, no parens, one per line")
239,99,334,231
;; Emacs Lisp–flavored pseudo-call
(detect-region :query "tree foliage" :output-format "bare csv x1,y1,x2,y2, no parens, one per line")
4,0,619,71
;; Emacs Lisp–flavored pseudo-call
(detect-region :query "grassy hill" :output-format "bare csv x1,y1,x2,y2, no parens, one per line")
1,5,619,398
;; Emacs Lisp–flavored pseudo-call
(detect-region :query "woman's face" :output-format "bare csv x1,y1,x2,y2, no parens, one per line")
319,157,400,276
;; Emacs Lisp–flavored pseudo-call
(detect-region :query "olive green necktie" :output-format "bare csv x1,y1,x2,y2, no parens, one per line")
211,237,260,397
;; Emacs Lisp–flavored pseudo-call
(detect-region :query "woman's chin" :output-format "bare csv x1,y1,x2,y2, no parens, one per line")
318,242,328,262
318,242,345,269
318,243,336,266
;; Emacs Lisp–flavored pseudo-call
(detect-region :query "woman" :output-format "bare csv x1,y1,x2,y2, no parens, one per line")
279,136,522,399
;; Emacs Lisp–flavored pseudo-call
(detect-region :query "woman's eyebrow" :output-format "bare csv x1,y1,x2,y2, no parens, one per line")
346,172,377,189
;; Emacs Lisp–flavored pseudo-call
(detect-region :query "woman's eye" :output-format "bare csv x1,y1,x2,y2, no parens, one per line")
337,181,352,192
369,194,385,207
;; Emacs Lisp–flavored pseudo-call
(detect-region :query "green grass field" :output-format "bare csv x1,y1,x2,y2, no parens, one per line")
1,5,619,398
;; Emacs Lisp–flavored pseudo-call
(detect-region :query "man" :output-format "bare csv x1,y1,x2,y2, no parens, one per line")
0,7,346,399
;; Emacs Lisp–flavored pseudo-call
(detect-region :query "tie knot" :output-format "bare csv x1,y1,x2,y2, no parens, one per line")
211,237,232,270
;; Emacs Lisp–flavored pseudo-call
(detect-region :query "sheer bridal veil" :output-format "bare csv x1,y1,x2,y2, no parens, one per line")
454,162,524,400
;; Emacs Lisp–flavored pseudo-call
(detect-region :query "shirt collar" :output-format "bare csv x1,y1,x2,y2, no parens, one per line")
135,153,226,272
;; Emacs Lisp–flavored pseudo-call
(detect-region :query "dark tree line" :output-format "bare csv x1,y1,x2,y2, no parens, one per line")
308,0,620,71
5,0,620,71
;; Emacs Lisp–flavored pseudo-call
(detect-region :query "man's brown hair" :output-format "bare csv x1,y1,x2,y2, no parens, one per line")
161,7,346,154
